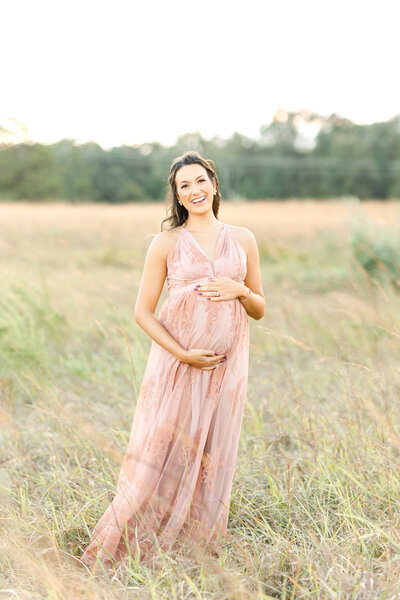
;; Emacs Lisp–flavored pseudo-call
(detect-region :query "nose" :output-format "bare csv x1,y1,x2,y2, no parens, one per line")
192,184,204,198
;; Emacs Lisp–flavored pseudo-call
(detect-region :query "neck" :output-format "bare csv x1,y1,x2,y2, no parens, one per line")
184,215,221,231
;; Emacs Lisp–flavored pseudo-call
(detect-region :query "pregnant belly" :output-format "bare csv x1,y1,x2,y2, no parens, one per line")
160,294,239,355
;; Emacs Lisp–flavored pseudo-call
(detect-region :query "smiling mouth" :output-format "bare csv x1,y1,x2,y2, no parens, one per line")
192,196,206,204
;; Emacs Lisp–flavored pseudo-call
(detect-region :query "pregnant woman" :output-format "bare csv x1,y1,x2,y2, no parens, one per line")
81,151,265,573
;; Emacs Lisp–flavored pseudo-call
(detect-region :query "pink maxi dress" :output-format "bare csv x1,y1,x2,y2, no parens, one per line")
81,222,249,571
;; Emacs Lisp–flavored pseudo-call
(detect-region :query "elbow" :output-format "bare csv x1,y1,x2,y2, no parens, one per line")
134,305,143,324
134,307,153,325
134,310,144,325
256,304,266,320
258,298,266,320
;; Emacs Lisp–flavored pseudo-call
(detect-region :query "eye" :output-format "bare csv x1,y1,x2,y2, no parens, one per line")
181,178,206,189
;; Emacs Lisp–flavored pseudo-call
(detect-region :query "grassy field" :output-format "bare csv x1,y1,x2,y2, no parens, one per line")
1,199,400,599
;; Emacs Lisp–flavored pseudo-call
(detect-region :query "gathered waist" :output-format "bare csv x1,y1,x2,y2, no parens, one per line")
167,277,211,297
167,276,246,299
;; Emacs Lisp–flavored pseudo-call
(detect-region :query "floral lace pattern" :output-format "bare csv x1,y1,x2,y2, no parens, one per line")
81,223,249,572
227,374,247,415
207,364,225,410
201,444,226,489
146,421,175,463
177,429,201,468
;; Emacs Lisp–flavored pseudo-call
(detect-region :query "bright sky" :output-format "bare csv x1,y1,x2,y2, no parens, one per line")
2,0,399,149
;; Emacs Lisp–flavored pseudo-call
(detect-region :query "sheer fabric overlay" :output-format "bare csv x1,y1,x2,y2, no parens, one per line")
81,222,249,572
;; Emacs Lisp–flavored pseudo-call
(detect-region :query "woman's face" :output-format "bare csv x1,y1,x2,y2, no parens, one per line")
175,164,216,214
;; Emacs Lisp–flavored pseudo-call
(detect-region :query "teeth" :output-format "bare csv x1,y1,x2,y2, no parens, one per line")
192,196,205,204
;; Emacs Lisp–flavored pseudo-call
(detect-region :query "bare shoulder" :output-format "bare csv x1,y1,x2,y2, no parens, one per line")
145,227,183,261
225,223,258,255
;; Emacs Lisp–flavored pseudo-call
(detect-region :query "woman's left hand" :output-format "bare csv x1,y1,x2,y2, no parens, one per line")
193,276,245,302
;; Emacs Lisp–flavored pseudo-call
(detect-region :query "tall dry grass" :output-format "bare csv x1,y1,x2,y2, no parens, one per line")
1,199,400,599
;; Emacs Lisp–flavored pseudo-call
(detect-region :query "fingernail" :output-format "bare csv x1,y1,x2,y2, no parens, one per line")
206,297,211,300
215,352,219,355
198,292,203,295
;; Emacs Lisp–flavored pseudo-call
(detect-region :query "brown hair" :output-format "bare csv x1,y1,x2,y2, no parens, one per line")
160,151,221,232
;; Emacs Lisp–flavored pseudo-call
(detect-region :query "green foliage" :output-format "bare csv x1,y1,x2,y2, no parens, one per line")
350,224,400,289
1,111,400,201
0,143,62,200
0,279,67,373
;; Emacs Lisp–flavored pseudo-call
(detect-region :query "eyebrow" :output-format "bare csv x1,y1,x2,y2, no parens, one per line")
178,175,205,185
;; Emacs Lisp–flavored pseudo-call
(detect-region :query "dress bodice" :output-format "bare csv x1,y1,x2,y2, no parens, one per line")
166,223,247,297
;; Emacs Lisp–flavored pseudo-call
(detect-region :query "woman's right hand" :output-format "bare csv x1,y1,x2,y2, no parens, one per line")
181,348,226,370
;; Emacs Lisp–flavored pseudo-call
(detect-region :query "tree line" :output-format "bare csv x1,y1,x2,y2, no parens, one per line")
1,110,400,201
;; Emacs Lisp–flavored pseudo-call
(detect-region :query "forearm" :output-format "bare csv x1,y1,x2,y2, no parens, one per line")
135,310,188,362
236,282,265,320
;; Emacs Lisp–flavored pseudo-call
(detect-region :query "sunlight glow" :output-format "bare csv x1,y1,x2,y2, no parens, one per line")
2,0,399,148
